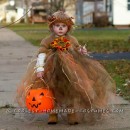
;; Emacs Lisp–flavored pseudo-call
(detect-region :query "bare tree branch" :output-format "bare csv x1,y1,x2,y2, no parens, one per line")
49,0,65,13
64,0,76,8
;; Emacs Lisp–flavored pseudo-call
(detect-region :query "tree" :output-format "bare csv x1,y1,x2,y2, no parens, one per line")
24,0,29,23
49,0,65,13
49,0,76,14
0,0,7,3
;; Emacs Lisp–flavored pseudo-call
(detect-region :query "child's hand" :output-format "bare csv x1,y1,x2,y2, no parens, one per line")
37,71,44,78
78,45,88,55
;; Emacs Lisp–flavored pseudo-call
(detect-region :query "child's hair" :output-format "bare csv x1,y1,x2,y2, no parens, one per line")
47,10,74,31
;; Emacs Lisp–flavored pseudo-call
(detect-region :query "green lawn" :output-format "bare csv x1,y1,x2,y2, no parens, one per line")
8,23,130,53
100,60,130,100
8,23,48,30
8,23,130,100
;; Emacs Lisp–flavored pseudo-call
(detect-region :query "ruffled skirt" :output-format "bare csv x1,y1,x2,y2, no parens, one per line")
16,49,116,123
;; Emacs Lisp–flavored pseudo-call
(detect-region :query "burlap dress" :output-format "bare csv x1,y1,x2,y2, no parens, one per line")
16,34,116,122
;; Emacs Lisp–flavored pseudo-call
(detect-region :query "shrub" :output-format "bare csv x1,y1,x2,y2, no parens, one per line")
93,12,109,27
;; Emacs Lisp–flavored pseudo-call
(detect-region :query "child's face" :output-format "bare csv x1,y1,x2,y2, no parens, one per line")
52,23,68,36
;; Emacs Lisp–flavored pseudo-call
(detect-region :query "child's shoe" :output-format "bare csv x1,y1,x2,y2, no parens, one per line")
67,113,79,125
48,113,58,124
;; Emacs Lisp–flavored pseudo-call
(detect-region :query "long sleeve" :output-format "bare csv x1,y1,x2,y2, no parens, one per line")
38,38,51,54
36,37,51,72
69,35,81,51
36,53,46,72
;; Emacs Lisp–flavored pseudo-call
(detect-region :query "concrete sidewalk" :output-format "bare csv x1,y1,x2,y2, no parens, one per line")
0,28,130,130
0,28,37,107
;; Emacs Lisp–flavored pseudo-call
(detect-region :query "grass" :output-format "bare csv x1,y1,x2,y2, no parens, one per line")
7,23,48,30
73,29,130,53
100,60,130,100
7,23,130,53
7,23,130,100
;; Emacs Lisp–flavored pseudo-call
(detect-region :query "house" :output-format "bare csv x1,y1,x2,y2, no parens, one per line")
30,0,49,23
83,0,105,24
4,0,52,23
0,1,8,22
5,0,26,23
76,0,107,26
63,0,76,23
106,0,130,28
76,0,130,27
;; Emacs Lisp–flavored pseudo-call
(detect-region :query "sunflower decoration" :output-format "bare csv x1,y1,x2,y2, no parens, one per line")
50,36,71,51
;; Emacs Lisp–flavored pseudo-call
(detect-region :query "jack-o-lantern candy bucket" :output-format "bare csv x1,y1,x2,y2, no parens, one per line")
26,89,54,113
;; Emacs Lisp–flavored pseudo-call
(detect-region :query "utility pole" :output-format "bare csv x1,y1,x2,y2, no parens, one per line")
76,0,83,25
105,0,107,12
94,0,98,13
24,0,29,23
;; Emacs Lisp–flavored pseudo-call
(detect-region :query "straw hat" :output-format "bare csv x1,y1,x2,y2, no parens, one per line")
48,10,74,31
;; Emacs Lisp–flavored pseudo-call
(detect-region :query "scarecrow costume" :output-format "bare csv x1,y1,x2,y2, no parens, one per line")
16,11,116,125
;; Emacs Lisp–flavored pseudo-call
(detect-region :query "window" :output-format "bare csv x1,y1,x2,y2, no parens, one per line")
128,0,130,10
109,0,112,12
106,0,112,12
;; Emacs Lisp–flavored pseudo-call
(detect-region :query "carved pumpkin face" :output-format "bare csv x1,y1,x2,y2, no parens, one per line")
26,89,54,113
